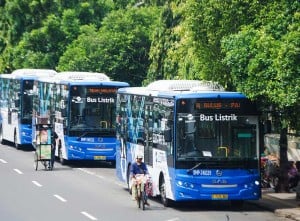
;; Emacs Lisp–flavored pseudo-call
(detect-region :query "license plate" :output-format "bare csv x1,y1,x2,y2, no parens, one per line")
94,156,106,160
212,194,228,200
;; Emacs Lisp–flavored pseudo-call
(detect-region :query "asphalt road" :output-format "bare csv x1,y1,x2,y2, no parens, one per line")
0,144,289,221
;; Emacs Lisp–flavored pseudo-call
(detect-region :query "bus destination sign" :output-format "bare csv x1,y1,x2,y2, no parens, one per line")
195,101,241,110
88,88,117,94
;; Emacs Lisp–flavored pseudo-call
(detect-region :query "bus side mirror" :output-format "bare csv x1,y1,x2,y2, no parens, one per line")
164,128,172,142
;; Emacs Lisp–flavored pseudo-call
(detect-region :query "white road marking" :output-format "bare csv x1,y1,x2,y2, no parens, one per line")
165,218,180,221
13,169,23,174
81,211,98,220
32,180,43,187
78,168,105,180
115,182,126,187
95,175,104,179
0,159,8,163
54,194,67,202
78,168,96,175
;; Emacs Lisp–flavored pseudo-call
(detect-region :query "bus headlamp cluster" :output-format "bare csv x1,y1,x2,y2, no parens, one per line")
177,180,195,189
244,180,260,189
21,131,30,136
69,145,82,152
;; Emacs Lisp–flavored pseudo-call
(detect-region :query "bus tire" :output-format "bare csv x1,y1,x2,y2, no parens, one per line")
127,164,132,194
14,131,20,149
159,175,170,207
0,126,5,144
58,141,66,165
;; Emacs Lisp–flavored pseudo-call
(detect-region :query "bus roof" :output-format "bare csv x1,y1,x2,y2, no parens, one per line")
11,69,57,79
0,74,12,79
55,71,111,82
147,80,224,91
36,71,129,87
0,69,57,81
118,80,246,99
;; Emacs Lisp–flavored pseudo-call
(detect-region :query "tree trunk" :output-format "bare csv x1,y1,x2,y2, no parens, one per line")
279,127,289,192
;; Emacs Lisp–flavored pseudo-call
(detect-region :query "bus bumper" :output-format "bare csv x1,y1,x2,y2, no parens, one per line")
67,140,116,161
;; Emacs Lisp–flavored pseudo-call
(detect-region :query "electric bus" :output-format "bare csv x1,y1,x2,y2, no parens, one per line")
32,72,129,164
115,80,261,207
0,69,57,148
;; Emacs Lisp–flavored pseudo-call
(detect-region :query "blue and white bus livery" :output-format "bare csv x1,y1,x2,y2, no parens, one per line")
115,80,261,207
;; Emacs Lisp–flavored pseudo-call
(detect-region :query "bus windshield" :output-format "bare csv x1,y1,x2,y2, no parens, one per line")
69,86,116,134
176,113,258,162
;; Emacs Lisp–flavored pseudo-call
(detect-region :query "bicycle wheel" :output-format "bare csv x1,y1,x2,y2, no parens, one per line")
137,187,141,208
34,152,38,171
142,191,146,210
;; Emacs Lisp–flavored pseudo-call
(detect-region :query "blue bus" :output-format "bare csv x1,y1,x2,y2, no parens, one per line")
115,80,261,207
32,72,129,164
0,69,57,148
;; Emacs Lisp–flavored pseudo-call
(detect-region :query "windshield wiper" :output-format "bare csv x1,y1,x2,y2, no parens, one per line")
77,132,88,140
187,162,202,174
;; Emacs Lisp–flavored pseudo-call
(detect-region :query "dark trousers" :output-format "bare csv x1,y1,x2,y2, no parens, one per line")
51,146,55,167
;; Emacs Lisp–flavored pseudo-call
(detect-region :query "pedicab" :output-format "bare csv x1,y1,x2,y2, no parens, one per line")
33,123,53,171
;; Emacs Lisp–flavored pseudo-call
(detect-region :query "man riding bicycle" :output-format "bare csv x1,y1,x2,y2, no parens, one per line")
130,154,150,206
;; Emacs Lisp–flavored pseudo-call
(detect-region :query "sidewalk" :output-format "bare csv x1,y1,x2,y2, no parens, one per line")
252,189,300,221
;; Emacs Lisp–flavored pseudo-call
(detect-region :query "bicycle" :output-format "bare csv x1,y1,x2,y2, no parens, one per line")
132,174,152,210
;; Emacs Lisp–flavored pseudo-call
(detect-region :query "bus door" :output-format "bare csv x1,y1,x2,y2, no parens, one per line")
231,125,257,159
8,99,20,125
144,100,153,166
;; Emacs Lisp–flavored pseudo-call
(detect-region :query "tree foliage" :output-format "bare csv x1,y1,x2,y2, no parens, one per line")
222,0,300,129
0,0,299,132
58,7,161,86
0,0,114,72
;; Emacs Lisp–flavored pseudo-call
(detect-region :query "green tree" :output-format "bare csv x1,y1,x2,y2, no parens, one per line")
146,2,182,84
11,14,66,69
146,0,264,88
0,0,114,72
222,0,300,192
56,25,99,72
58,7,161,86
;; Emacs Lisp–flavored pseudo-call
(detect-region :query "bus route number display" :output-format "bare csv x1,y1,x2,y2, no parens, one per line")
195,102,241,110
88,88,117,94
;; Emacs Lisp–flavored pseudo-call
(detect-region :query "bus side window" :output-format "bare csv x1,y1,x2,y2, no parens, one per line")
164,128,172,142
15,99,20,108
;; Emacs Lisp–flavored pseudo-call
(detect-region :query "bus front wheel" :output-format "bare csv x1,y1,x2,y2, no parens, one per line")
58,143,66,165
14,131,20,149
0,126,4,144
159,176,170,207
127,165,132,194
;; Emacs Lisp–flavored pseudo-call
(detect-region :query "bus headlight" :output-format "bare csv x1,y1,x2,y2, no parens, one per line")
177,180,194,189
69,145,82,152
